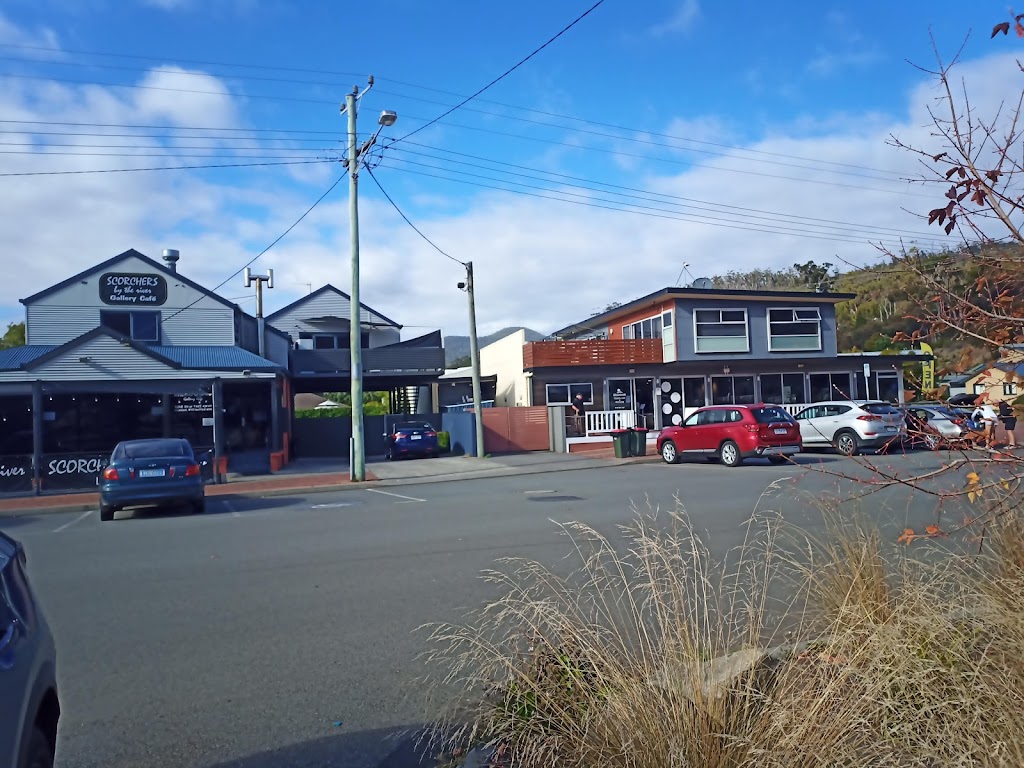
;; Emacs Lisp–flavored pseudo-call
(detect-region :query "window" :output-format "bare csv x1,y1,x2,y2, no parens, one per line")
621,325,631,340
711,375,734,405
759,373,806,404
313,335,337,349
973,383,987,395
698,409,729,425
809,373,851,402
662,311,673,328
768,308,822,352
751,406,794,424
302,332,355,349
683,411,700,427
694,309,748,353
625,315,663,340
1004,382,1018,396
99,310,160,342
545,383,593,405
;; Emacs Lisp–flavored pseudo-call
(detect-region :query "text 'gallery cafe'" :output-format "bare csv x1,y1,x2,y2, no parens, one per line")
0,248,292,495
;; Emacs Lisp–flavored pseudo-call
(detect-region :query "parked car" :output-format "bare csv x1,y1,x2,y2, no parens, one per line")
792,400,906,456
0,532,60,768
99,438,206,521
900,404,969,450
384,421,440,460
657,404,802,468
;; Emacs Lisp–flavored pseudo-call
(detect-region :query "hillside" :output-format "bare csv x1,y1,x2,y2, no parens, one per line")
444,326,547,365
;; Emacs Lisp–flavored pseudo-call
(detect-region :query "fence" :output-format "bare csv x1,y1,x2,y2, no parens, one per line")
292,413,444,458
482,407,550,453
441,411,478,455
585,410,637,435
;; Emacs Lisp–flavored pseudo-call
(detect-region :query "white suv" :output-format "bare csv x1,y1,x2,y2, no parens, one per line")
793,400,906,456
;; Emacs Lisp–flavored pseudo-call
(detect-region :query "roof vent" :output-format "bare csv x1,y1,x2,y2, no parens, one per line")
162,248,180,272
691,277,713,289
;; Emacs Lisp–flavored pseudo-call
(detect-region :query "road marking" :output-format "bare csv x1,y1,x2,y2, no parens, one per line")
312,502,354,509
222,499,241,518
524,490,556,495
366,488,426,503
53,510,92,533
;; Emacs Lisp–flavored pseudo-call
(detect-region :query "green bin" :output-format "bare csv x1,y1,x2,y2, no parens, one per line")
611,429,632,458
630,427,649,457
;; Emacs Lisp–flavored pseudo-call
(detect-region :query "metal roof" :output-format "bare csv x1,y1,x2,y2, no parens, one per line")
149,345,280,371
0,345,56,370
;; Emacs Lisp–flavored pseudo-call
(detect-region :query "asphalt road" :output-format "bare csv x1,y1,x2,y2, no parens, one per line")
2,449,982,768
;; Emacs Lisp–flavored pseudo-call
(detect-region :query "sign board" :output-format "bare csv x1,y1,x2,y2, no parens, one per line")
610,386,631,411
99,273,168,306
0,456,33,494
173,393,213,414
43,453,109,492
919,342,935,392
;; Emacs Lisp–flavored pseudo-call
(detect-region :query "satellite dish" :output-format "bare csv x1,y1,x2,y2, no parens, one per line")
691,277,713,289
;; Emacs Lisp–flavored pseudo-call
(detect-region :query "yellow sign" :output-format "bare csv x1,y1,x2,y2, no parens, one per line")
920,342,935,391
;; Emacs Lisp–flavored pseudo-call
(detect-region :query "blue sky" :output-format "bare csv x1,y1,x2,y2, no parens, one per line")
0,1,1017,336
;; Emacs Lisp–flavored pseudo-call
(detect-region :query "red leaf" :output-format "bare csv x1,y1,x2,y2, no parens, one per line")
1016,21,1024,37
945,167,959,180
957,190,970,202
932,152,948,162
925,524,947,537
928,208,946,225
993,21,1011,36
945,218,956,234
971,189,986,206
986,169,1001,183
945,185,958,199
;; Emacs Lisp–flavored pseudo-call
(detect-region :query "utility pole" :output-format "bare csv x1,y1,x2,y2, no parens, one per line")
341,79,398,482
244,267,274,358
462,261,486,458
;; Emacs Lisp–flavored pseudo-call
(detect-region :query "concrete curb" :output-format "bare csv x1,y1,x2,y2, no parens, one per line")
0,455,664,519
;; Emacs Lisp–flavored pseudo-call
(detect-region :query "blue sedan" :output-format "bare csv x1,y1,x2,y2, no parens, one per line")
385,421,440,460
99,438,205,521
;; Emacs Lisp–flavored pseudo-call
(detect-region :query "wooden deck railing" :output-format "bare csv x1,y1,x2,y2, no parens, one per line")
524,339,662,368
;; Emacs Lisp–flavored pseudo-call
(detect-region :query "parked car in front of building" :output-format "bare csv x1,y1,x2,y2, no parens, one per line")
0,531,60,768
384,421,440,460
657,404,802,467
792,400,905,456
99,438,206,521
900,404,969,450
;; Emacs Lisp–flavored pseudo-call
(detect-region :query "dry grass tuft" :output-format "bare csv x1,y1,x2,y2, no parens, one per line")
421,505,1024,767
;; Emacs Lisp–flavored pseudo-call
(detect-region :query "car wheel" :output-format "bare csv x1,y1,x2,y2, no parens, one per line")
22,725,54,768
924,434,940,451
768,456,789,465
719,440,743,467
660,440,680,465
99,504,115,522
834,430,860,457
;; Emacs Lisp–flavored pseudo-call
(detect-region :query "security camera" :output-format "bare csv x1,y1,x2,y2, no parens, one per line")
457,281,466,289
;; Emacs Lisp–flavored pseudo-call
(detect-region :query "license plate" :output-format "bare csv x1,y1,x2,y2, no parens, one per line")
139,468,165,478
774,428,788,435
411,435,422,440
885,426,897,432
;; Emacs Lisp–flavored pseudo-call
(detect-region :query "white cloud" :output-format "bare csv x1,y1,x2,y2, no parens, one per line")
649,0,700,37
0,10,59,51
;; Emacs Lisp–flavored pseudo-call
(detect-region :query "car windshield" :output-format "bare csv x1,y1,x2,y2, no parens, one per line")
923,406,957,420
751,407,793,424
862,402,901,415
119,440,189,459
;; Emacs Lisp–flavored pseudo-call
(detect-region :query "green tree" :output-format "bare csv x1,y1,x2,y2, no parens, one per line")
449,356,472,369
0,322,24,350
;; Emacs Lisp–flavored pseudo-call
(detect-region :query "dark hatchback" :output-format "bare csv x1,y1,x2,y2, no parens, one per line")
385,421,440,460
99,438,206,521
0,532,60,768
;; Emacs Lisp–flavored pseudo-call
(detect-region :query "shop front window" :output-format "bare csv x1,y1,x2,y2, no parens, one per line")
99,310,161,343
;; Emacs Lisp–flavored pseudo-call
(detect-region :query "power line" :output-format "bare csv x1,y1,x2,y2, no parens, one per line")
0,119,340,135
393,0,607,144
0,150,335,159
365,166,465,266
0,158,334,177
386,142,951,242
374,161,942,249
161,174,345,325
0,129,339,143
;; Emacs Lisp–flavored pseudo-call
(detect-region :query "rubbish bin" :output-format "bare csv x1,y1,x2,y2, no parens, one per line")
630,427,649,457
610,429,632,458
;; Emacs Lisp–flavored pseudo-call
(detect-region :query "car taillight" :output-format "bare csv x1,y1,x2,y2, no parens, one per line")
745,424,760,433
857,414,882,422
395,432,408,439
102,467,119,481
185,463,201,477
952,418,964,425
426,431,437,437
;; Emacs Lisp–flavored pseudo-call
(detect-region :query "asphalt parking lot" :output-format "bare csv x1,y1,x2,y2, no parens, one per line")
2,449,990,768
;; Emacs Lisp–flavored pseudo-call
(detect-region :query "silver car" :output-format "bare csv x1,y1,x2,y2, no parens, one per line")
902,404,967,449
793,400,906,456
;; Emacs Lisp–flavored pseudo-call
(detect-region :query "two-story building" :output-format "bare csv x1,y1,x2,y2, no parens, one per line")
523,284,926,434
0,248,444,493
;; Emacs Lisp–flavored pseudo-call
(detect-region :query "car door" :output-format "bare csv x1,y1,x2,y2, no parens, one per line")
695,409,728,452
673,411,705,456
794,406,826,444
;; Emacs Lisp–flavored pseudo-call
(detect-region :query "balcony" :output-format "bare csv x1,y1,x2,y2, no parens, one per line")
290,347,445,378
523,339,663,369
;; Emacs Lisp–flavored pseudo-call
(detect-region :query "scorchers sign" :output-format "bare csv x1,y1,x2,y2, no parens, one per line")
99,272,168,306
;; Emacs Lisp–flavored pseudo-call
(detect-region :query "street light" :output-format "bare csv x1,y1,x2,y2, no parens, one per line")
342,78,397,482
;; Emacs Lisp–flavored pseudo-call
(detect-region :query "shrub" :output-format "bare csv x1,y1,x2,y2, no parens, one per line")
437,431,451,453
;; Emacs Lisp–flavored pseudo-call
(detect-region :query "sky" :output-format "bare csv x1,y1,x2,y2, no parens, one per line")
0,1,1019,338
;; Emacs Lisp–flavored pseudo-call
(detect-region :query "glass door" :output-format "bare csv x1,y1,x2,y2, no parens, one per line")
634,378,655,428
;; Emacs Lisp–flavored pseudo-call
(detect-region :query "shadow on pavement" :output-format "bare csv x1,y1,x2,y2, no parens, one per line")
116,496,307,521
206,725,437,768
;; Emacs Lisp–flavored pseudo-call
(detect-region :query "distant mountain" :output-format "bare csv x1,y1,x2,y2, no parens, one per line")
444,326,547,365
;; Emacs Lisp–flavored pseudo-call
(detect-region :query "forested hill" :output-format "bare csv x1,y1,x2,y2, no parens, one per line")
711,247,1024,370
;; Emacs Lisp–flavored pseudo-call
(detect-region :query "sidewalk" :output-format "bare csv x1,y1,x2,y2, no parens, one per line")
0,451,659,517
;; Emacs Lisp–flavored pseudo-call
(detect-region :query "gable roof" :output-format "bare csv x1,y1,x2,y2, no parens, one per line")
266,284,402,328
0,345,56,370
553,286,857,339
20,248,239,311
22,326,185,370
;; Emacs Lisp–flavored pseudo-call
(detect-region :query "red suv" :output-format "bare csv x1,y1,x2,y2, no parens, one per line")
657,404,802,467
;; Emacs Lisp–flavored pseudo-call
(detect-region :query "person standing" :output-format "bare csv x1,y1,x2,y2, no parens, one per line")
972,401,999,448
999,400,1018,448
570,392,587,436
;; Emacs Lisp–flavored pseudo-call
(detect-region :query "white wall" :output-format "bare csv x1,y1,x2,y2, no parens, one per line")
26,253,235,346
480,329,531,407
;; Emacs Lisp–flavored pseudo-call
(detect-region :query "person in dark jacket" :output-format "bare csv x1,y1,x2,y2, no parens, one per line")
999,400,1018,448
570,393,587,436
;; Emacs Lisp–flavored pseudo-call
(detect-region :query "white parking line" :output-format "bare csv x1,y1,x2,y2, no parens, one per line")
53,510,92,533
221,499,241,518
524,490,556,495
311,502,354,509
366,488,426,504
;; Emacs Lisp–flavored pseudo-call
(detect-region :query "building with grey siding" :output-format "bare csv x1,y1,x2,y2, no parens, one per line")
0,248,445,494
